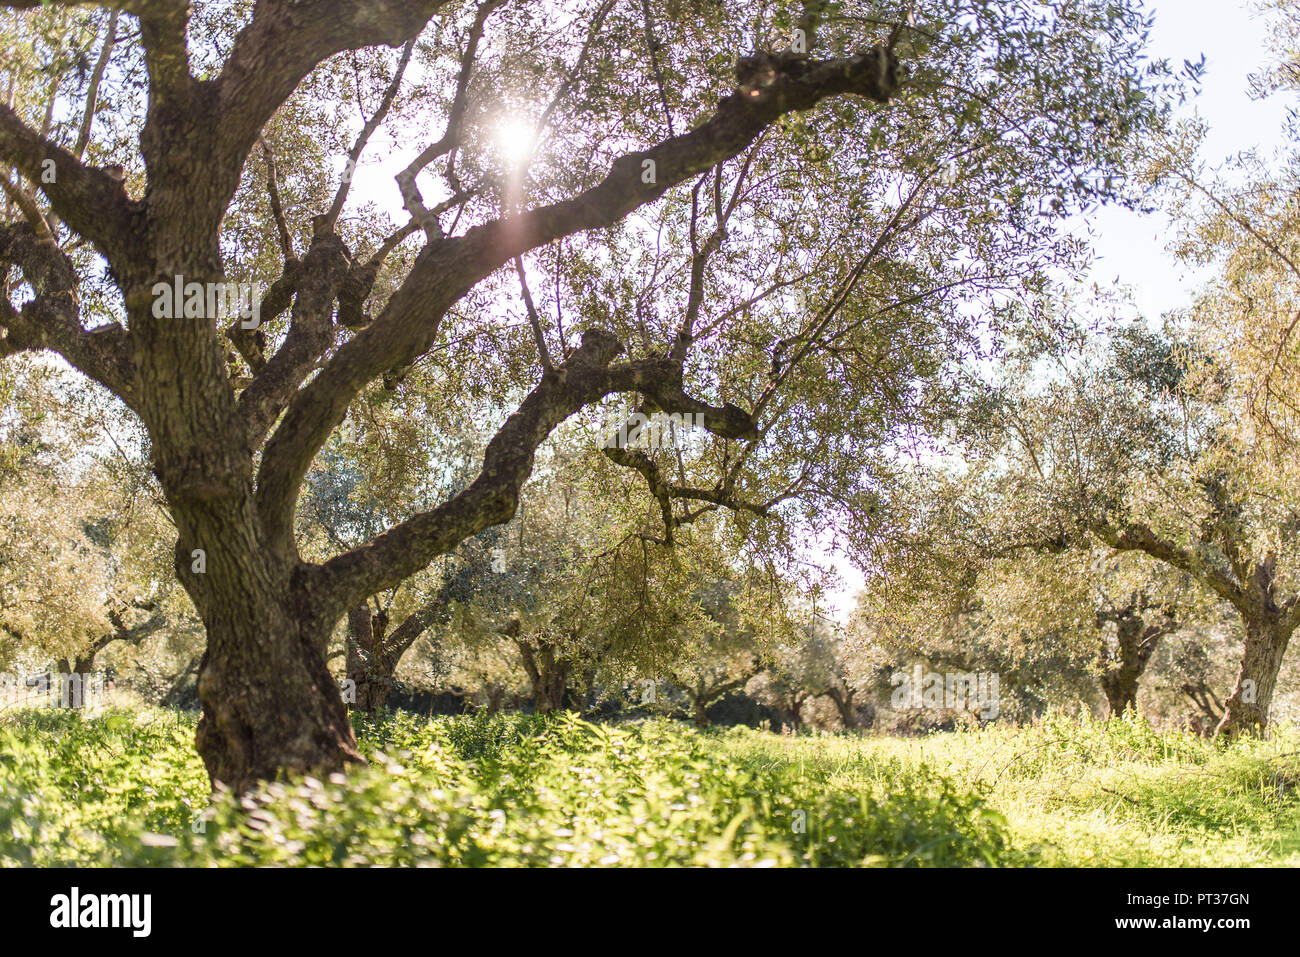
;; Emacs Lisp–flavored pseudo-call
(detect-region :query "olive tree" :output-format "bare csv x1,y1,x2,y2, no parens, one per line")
0,361,177,693
901,326,1300,734
0,0,1174,786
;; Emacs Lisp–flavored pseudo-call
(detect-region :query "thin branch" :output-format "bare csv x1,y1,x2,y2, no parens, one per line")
513,254,554,370
396,0,504,236
258,134,295,261
72,9,119,161
325,37,415,231
0,175,54,243
639,0,675,136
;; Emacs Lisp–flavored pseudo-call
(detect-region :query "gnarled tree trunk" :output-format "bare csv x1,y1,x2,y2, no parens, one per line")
1097,600,1172,717
825,683,861,729
53,655,97,708
673,671,754,728
345,598,449,713
189,556,361,789
1216,612,1293,738
55,602,166,709
518,639,574,715
691,690,711,728
1101,525,1300,738
346,604,396,713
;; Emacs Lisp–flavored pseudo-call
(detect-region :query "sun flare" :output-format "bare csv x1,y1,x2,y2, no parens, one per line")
494,118,535,167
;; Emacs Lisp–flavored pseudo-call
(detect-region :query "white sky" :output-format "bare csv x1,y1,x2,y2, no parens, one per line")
1086,0,1291,319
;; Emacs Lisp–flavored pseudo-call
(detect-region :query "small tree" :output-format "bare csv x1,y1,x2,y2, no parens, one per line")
0,362,177,698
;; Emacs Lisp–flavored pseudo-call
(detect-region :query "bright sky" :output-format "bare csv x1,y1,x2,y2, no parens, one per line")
1087,0,1292,319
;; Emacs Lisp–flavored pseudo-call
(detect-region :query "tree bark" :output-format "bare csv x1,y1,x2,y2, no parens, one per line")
517,637,574,715
346,604,397,713
346,597,449,713
825,685,859,729
1216,613,1293,737
1097,610,1166,718
53,655,96,708
54,603,166,708
191,570,361,789
139,333,362,789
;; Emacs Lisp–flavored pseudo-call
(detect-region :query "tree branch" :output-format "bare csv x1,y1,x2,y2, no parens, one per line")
138,0,454,240
324,37,415,231
513,254,554,370
258,134,295,261
381,597,450,660
1096,522,1246,611
255,42,901,553
72,9,119,161
137,0,193,130
308,329,757,616
0,222,135,406
395,0,504,236
0,104,140,269
239,231,351,445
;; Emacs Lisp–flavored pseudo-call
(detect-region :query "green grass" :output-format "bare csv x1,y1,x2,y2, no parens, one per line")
712,712,1300,866
1,707,1296,866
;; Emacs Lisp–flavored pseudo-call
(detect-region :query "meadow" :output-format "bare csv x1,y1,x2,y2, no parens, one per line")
2,709,1297,867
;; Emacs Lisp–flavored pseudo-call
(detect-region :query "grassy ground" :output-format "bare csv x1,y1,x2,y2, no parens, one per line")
1,707,1296,866
713,716,1300,866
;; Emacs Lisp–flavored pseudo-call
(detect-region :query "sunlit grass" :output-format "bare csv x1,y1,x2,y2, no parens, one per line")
1,708,1295,866
712,712,1300,867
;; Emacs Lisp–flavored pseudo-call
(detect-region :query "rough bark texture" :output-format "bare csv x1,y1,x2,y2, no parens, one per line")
346,605,395,713
1096,599,1172,717
345,599,447,713
1216,613,1293,737
191,569,361,788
